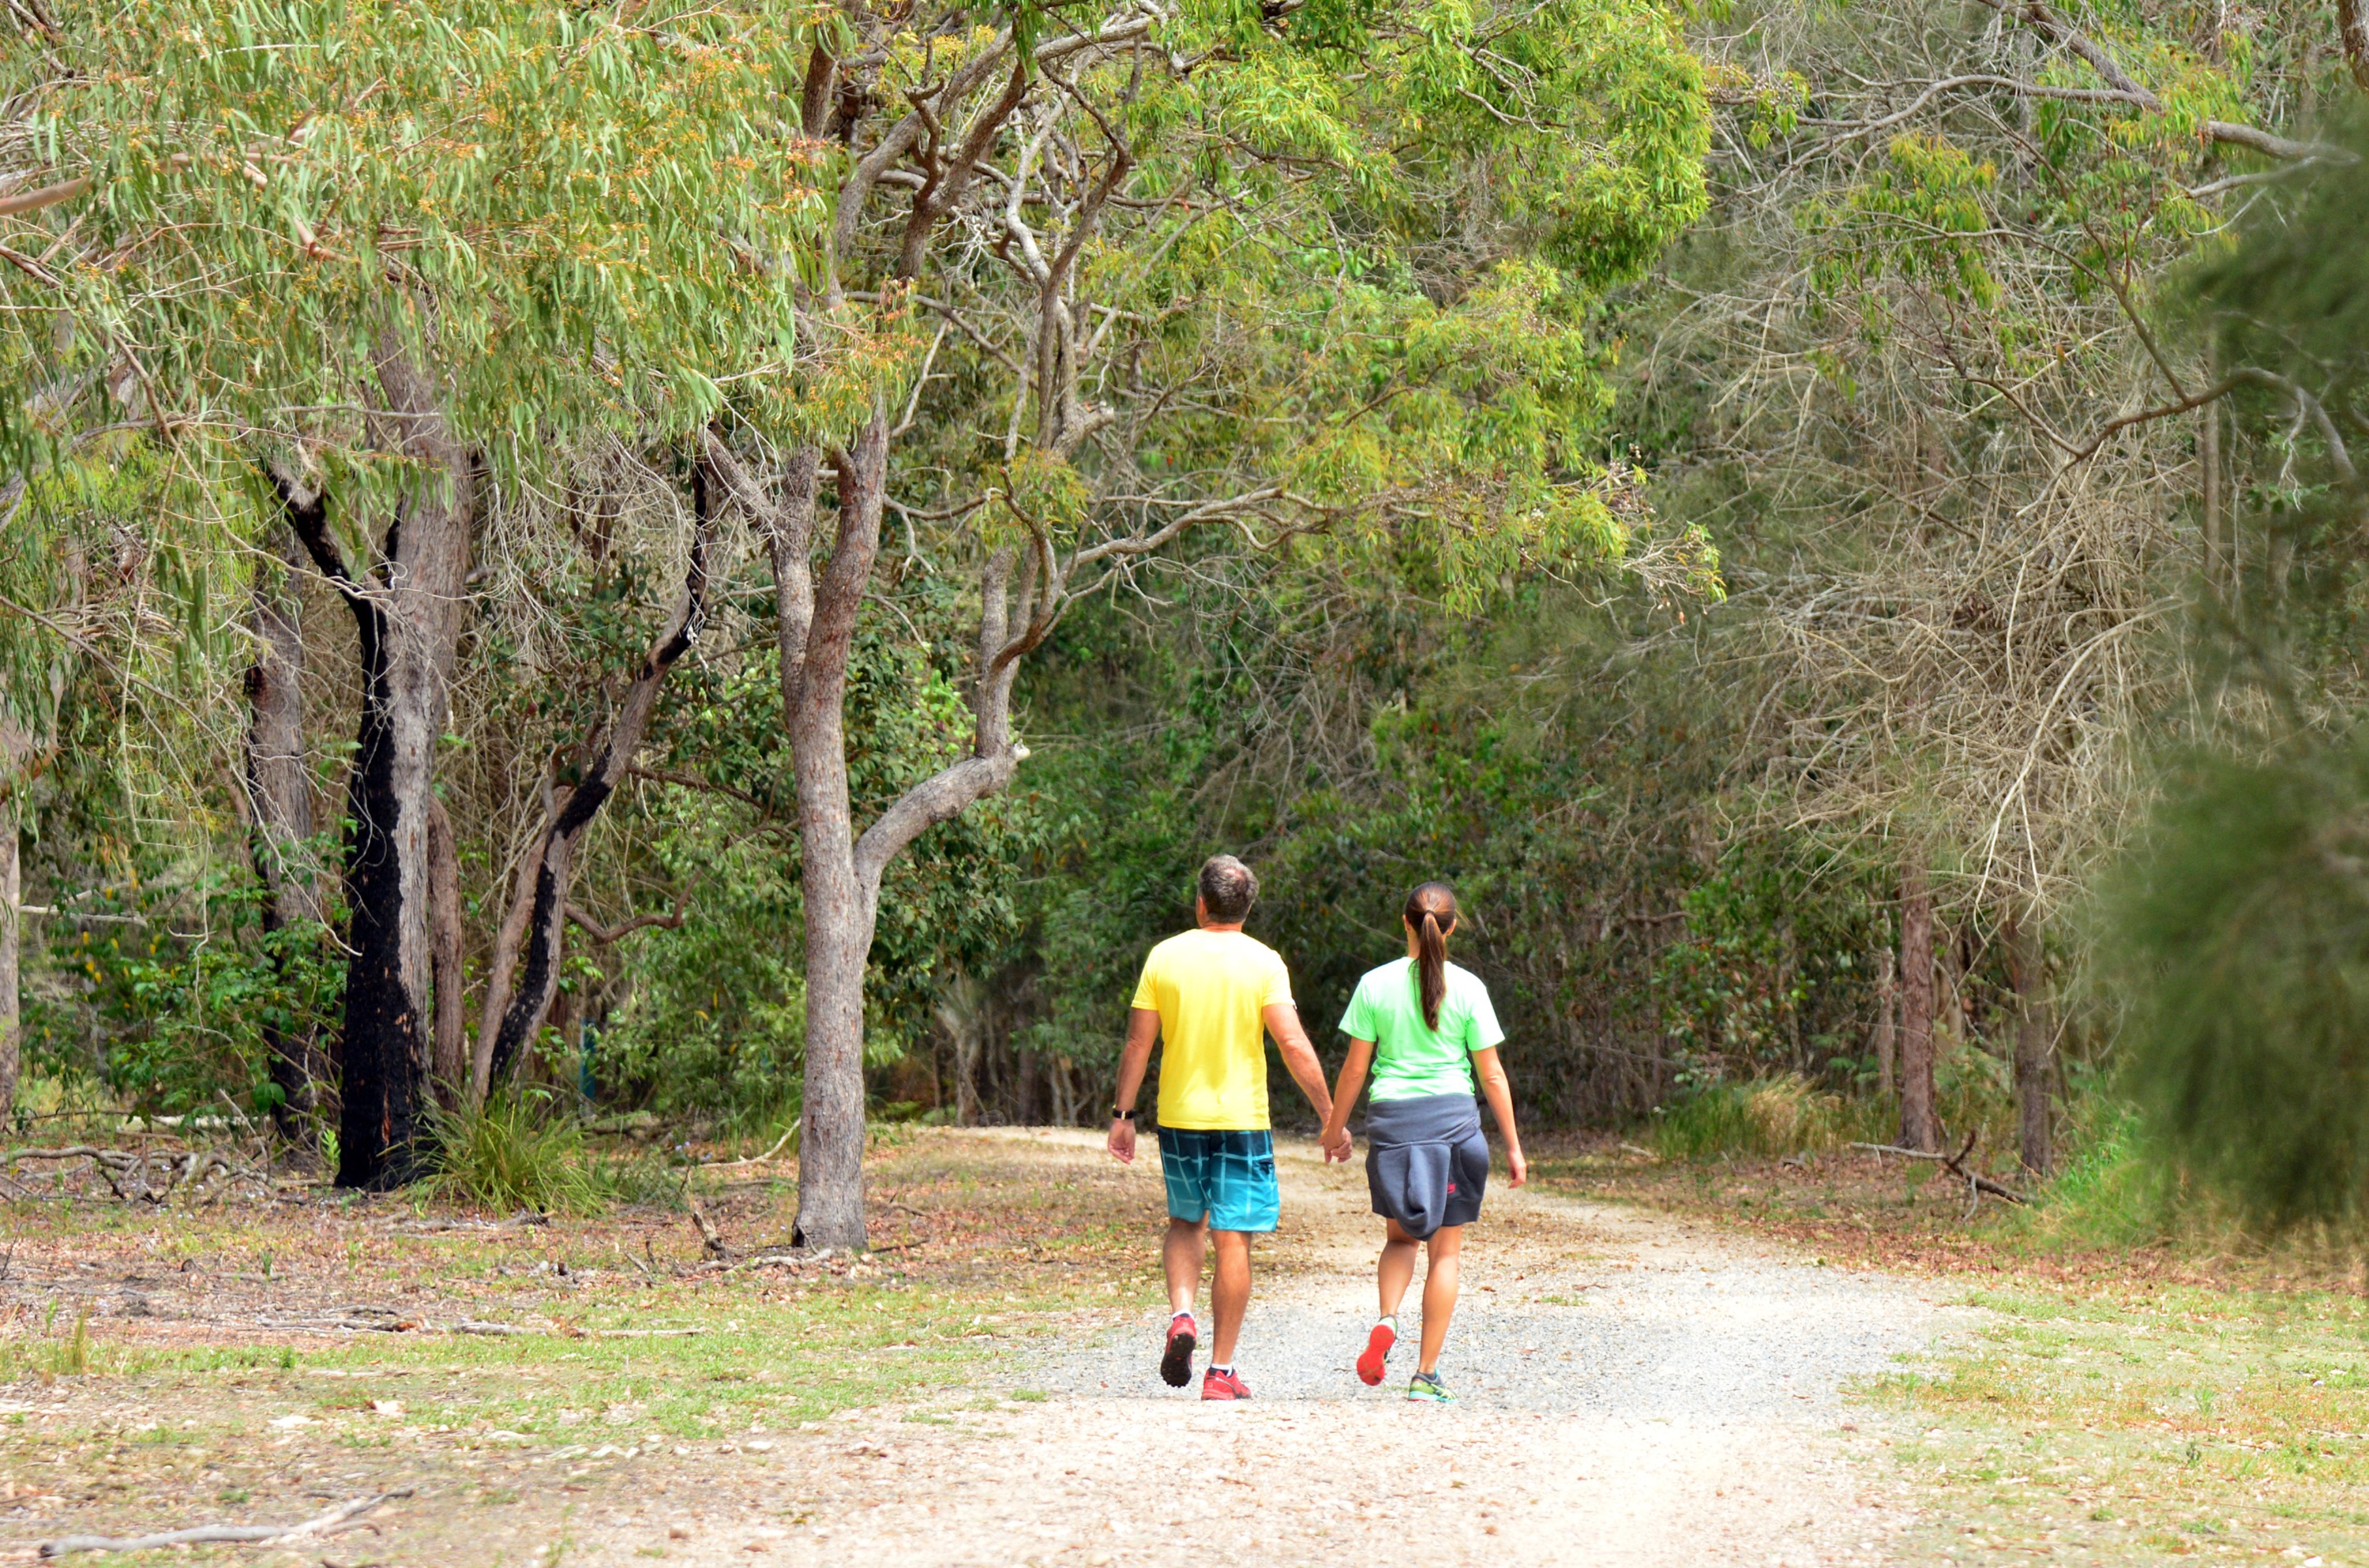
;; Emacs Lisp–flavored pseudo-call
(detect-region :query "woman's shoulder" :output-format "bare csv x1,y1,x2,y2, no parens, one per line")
1441,961,1493,997
1357,956,1414,988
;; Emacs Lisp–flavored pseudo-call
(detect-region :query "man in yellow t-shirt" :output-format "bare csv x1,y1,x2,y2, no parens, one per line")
1106,854,1346,1401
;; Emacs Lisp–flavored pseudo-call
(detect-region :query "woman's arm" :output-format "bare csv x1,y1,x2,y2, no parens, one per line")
1471,1046,1526,1187
1319,1038,1374,1157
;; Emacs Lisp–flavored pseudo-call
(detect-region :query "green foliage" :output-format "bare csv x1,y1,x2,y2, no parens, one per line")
421,1091,611,1218
2101,732,2369,1239
9,1,843,467
1652,846,1887,1088
38,854,340,1117
2011,1100,2183,1251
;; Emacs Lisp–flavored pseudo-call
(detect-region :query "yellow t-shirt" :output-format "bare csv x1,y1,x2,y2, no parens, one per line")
1129,928,1294,1131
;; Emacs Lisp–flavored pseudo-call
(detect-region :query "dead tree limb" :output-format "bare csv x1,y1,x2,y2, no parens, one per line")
40,1489,413,1557
1851,1130,2032,1205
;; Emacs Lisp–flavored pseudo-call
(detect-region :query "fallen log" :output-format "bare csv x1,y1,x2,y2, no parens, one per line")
1850,1131,2032,1206
41,1488,411,1558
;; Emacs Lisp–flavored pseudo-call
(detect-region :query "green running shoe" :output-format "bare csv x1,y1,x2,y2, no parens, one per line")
1406,1371,1455,1403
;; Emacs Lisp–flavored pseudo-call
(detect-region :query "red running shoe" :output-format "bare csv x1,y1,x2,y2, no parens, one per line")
1356,1321,1396,1386
1201,1367,1252,1401
1160,1313,1197,1389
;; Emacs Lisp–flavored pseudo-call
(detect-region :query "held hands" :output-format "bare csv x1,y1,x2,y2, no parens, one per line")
1319,1123,1353,1163
1107,1117,1137,1165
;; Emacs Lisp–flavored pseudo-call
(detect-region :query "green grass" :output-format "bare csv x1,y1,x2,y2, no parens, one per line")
421,1092,617,1217
1651,1074,1885,1161
1865,1281,2369,1565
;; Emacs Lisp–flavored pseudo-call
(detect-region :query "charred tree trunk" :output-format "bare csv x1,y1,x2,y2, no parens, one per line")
2004,906,2055,1176
476,462,715,1097
284,346,473,1189
244,499,330,1137
1898,866,1938,1153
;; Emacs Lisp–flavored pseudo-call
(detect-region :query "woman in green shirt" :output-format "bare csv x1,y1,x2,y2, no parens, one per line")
1317,882,1526,1402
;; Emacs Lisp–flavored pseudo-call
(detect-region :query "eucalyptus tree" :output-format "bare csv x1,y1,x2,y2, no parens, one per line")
1631,0,2356,1166
724,0,1714,1247
2,2,827,1183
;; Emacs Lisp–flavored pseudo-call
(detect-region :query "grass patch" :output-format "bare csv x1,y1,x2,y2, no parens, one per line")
1651,1074,1881,1161
1864,1281,2369,1566
422,1091,614,1217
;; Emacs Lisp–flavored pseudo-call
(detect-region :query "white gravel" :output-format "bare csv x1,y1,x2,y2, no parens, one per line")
653,1132,1973,1568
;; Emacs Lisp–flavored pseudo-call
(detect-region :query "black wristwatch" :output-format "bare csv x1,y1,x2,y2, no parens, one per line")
1111,1107,1137,1122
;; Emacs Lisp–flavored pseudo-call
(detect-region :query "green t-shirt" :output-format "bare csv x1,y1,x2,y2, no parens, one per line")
1338,957,1505,1101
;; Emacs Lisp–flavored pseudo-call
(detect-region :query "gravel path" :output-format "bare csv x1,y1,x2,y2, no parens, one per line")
663,1131,1965,1568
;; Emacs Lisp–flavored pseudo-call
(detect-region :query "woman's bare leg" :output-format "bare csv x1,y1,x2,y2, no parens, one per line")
1377,1217,1421,1318
1417,1225,1463,1374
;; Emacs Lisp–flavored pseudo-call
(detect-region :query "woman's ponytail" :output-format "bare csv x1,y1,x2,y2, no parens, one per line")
1404,882,1457,1031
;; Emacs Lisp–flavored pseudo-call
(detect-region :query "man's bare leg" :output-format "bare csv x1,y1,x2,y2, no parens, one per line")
1163,1217,1207,1317
1210,1229,1252,1364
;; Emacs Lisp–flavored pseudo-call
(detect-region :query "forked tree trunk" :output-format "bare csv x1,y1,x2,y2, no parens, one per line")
243,500,330,1136
2004,906,2055,1176
782,430,880,1251
1898,866,1938,1153
475,462,715,1099
284,344,473,1189
725,408,1035,1251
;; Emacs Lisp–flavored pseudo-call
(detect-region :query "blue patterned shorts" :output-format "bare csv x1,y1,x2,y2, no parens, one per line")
1158,1129,1280,1233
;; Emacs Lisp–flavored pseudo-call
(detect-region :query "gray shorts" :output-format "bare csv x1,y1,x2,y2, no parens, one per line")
1364,1093,1489,1240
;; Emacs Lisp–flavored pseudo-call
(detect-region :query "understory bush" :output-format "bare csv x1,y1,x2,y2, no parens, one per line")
1652,1073,1868,1160
421,1092,612,1217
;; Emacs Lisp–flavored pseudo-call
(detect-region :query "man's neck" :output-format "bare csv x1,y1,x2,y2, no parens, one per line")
1199,921,1245,934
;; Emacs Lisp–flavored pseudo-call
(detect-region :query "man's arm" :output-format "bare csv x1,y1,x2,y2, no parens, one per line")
1263,1002,1346,1161
1107,1007,1160,1164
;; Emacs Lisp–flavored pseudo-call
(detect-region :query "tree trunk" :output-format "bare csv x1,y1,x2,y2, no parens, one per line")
285,344,473,1189
1872,943,1896,1098
727,392,1036,1245
955,1026,981,1126
1898,865,1938,1152
427,796,467,1101
243,500,329,1136
2342,0,2369,94
785,426,883,1252
476,461,715,1097
2004,906,2055,1176
0,794,17,1125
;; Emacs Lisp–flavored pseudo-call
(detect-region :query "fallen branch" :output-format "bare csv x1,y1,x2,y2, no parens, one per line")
681,1168,729,1259
1851,1133,2032,1205
698,1126,798,1167
40,1488,411,1558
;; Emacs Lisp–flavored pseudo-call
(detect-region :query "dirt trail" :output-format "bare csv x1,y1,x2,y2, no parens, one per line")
645,1131,1959,1568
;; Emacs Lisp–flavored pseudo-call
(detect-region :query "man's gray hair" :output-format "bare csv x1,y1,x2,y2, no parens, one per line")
1199,854,1259,923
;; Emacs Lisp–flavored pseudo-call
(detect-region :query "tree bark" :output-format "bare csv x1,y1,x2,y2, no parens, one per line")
2342,0,2369,94
783,424,883,1252
1898,865,1938,1152
243,497,329,1136
0,793,17,1125
476,461,715,1098
739,405,1042,1248
285,344,473,1189
427,796,466,1101
2004,906,2055,1176
1872,943,1896,1098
